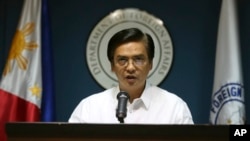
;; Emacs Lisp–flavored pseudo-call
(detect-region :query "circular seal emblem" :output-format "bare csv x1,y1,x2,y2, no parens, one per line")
86,8,173,89
210,83,245,124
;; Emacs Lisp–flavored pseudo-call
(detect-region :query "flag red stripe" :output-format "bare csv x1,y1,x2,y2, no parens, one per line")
0,89,40,141
0,89,40,121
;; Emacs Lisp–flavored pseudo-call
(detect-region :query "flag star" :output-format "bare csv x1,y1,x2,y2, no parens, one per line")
29,84,42,97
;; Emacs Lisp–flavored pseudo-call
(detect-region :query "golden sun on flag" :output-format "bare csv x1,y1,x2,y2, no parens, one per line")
29,84,42,98
3,22,38,76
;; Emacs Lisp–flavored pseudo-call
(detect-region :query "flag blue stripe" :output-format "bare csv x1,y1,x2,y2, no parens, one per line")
41,0,55,121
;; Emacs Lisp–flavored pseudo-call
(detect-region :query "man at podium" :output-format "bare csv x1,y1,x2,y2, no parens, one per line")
68,28,194,124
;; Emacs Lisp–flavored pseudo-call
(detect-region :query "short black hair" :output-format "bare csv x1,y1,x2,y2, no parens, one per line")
107,28,155,64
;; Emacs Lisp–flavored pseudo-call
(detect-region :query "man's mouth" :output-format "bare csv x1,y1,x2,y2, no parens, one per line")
126,75,136,82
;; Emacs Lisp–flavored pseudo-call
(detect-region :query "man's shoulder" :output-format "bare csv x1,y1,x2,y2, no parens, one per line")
147,85,172,95
147,85,184,101
84,87,117,101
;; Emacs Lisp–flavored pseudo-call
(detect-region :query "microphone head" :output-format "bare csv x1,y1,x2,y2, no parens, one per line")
117,91,130,100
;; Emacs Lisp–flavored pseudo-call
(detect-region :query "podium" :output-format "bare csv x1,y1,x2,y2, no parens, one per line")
6,122,229,141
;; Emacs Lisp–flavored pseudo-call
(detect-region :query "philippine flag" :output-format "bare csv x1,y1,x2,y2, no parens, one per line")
0,0,42,140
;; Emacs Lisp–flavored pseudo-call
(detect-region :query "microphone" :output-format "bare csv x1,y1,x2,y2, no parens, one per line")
116,91,130,123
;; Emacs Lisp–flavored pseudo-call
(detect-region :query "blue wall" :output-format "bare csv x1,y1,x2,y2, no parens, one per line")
1,0,250,124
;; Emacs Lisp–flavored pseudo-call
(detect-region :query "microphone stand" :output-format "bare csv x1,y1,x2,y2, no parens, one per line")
118,117,124,124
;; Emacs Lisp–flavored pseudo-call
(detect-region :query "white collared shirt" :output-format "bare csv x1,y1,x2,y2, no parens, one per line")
68,84,194,124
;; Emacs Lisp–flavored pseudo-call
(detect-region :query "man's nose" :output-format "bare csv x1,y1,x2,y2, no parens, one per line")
126,60,136,72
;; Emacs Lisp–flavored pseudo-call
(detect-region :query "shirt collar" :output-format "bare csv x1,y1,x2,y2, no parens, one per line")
113,82,152,110
112,86,120,102
139,82,152,110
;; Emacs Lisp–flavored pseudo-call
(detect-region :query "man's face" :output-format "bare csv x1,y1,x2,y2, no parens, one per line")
112,41,152,91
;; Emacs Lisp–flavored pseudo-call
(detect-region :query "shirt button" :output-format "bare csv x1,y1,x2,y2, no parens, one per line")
129,109,133,113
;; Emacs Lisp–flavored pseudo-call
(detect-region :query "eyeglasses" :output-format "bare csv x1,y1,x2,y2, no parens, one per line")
116,56,146,66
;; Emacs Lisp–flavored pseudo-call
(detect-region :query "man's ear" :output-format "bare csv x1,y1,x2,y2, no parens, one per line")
149,61,153,70
111,63,115,72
